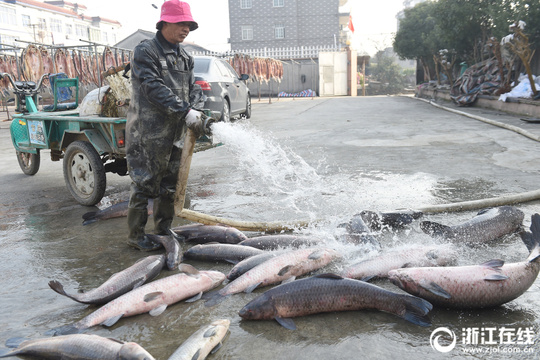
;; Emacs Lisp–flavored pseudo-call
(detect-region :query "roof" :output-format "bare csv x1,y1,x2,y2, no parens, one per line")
4,0,79,17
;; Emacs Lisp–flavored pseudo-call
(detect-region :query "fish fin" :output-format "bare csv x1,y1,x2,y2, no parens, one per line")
275,316,296,330
101,314,123,327
282,276,296,284
314,273,343,280
360,275,376,282
190,349,201,360
204,327,218,338
149,304,167,316
210,342,223,354
278,265,293,277
168,228,186,242
144,292,163,302
420,281,452,299
245,282,262,293
48,280,72,299
106,338,125,345
484,274,509,281
132,278,146,290
185,292,203,303
420,221,451,237
225,259,240,265
204,293,228,307
400,295,433,327
178,263,201,277
476,208,492,215
308,249,324,260
44,324,82,336
5,338,26,348
480,259,505,269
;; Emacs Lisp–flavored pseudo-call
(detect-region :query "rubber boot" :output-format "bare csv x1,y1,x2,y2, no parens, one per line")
153,195,175,236
127,207,163,251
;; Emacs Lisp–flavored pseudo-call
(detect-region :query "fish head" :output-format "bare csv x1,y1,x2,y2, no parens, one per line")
238,294,276,320
388,269,420,295
203,270,226,287
208,318,231,338
119,342,156,360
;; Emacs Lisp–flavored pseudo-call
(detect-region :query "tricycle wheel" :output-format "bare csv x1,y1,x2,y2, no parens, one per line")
16,151,40,175
63,140,106,206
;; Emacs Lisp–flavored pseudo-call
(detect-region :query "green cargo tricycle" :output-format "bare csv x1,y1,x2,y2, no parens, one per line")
4,72,128,206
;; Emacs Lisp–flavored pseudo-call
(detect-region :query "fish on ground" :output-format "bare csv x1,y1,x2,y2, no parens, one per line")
238,234,323,250
49,264,225,335
388,213,540,309
166,319,230,360
0,334,155,359
420,206,524,244
147,234,182,270
183,243,264,264
341,244,458,281
206,247,340,306
48,254,166,305
82,199,154,226
170,224,248,244
238,273,433,330
227,251,284,281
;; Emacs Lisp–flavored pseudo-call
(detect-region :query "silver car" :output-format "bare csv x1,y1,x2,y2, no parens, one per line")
193,55,251,122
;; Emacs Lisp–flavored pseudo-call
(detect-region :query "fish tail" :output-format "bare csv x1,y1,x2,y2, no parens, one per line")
81,211,99,225
204,291,228,308
44,324,83,336
48,280,81,303
399,295,433,327
521,213,540,262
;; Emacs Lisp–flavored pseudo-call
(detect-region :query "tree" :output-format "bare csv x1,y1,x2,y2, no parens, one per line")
370,49,406,95
393,1,441,81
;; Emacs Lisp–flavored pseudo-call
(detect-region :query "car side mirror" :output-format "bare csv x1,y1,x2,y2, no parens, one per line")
240,74,249,81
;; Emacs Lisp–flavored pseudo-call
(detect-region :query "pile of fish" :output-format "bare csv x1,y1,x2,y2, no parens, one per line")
3,205,539,358
0,44,131,99
228,53,283,84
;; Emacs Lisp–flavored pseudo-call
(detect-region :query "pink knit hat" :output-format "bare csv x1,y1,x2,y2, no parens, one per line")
158,0,198,31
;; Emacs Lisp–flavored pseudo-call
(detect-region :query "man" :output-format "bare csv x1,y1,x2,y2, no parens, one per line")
125,0,206,251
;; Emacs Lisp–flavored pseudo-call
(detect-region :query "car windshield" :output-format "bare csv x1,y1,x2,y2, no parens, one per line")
194,58,211,74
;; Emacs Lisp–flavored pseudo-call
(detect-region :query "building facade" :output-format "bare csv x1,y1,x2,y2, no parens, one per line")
0,0,121,50
228,0,350,51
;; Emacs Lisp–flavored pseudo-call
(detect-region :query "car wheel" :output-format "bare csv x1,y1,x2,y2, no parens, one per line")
63,140,106,206
220,99,231,122
241,94,251,119
16,151,40,175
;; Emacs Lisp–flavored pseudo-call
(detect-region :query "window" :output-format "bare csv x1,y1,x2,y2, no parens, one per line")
75,24,87,38
240,0,252,9
102,31,108,43
50,19,62,33
22,15,31,27
65,24,72,35
273,0,284,7
0,6,16,26
274,24,284,39
89,28,101,42
241,25,253,40
0,34,16,48
38,18,47,30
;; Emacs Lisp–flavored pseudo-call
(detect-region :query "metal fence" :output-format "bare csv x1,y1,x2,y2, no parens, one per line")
191,45,340,60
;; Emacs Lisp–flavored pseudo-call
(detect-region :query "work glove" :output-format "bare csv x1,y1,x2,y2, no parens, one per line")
185,109,205,138
185,109,215,137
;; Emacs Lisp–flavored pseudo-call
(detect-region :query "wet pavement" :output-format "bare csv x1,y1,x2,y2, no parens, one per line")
1,95,540,359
